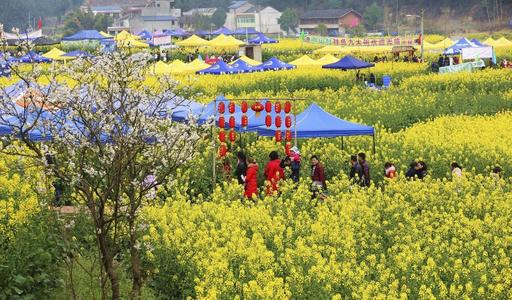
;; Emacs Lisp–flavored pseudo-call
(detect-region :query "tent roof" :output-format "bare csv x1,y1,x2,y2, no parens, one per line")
434,37,454,48
187,59,210,71
494,37,512,46
443,37,479,55
42,48,66,60
257,103,374,138
117,38,149,48
18,51,52,63
137,30,152,40
470,38,485,46
316,54,339,65
172,96,266,131
32,36,60,45
115,30,140,41
211,27,234,35
197,60,238,75
322,55,374,70
237,55,260,66
290,55,321,66
209,34,245,47
233,28,260,35
230,59,255,73
256,57,295,71
176,35,209,47
248,33,278,44
62,30,107,41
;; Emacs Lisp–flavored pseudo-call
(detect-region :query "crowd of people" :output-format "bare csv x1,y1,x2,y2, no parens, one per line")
227,148,505,200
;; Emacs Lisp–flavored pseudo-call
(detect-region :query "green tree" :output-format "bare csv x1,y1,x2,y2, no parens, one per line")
191,13,212,30
364,2,385,31
63,10,113,35
317,23,328,36
278,8,299,33
211,8,227,28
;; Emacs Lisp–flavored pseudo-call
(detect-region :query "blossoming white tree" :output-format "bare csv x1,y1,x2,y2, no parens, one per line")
0,29,207,299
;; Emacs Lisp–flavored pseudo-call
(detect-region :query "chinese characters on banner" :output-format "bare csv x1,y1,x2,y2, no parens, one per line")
305,36,417,47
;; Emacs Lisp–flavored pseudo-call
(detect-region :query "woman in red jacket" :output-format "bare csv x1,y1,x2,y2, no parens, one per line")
244,158,259,199
264,151,285,195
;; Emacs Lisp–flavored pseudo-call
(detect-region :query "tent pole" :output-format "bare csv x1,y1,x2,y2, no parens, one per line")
372,134,376,154
341,136,344,151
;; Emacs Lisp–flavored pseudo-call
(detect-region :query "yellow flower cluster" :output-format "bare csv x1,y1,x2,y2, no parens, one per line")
143,171,512,298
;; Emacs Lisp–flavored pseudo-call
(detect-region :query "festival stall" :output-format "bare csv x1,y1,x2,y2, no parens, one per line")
322,55,375,70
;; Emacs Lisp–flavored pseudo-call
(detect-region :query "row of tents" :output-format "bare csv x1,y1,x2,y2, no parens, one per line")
0,81,375,143
150,54,370,76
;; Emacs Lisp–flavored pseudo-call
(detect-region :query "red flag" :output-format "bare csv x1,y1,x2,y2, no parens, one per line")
37,17,43,30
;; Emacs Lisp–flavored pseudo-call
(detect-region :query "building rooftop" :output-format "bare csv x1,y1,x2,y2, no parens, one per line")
300,9,360,20
90,5,122,13
183,8,217,16
141,15,178,21
228,1,248,10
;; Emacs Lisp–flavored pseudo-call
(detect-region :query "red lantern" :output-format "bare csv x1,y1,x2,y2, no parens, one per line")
284,101,291,114
218,102,225,114
275,131,282,142
265,115,272,127
285,130,292,142
229,130,236,142
228,101,235,114
218,116,225,128
275,116,282,128
229,116,236,128
219,143,227,157
241,101,248,113
285,143,291,156
274,102,281,113
251,102,264,116
218,130,226,143
241,115,248,128
265,101,272,113
285,115,292,128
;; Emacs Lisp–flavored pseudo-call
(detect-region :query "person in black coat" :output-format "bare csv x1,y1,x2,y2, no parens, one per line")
234,152,248,185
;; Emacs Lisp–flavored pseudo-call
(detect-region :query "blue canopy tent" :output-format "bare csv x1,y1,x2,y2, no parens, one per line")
18,51,52,63
62,50,94,58
172,96,266,132
62,30,107,41
256,103,376,152
248,33,278,44
165,28,190,38
443,38,479,55
322,55,375,70
194,30,211,36
230,59,255,73
255,57,295,71
470,38,485,47
234,28,260,35
197,61,239,75
0,59,11,77
211,27,234,35
137,30,153,41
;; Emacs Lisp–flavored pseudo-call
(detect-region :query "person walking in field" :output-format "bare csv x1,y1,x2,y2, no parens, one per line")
310,155,326,198
234,152,247,185
358,152,371,187
244,158,259,199
349,155,363,185
264,151,285,195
